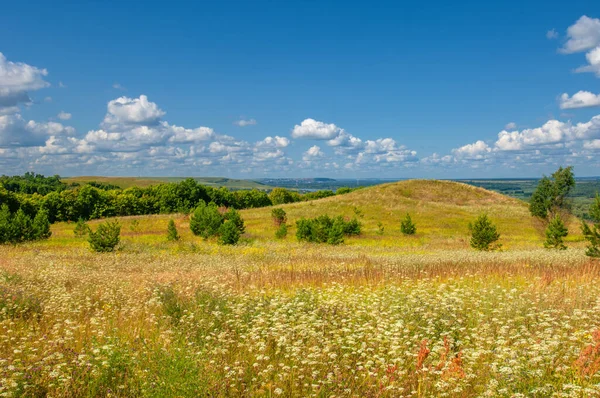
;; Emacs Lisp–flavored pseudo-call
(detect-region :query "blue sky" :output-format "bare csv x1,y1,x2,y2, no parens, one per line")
1,1,600,178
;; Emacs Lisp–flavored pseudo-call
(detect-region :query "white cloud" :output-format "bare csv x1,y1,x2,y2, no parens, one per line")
561,16,600,54
504,122,517,130
0,114,74,147
112,83,126,90
103,95,165,127
57,111,72,120
583,139,600,149
576,46,600,76
546,29,559,39
303,145,324,160
453,140,491,159
0,52,50,113
560,91,600,109
168,124,215,143
255,136,289,148
234,118,257,127
292,118,342,140
327,131,364,150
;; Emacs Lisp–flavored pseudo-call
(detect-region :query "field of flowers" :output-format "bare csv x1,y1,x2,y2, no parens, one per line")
1,241,600,397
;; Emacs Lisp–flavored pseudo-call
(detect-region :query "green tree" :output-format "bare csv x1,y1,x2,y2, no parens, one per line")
218,220,241,245
582,194,600,258
167,219,180,241
31,209,51,240
0,204,17,244
12,209,33,242
469,214,500,251
271,208,287,226
400,213,416,235
544,214,568,250
74,218,90,237
88,221,121,252
189,201,223,239
224,208,245,234
529,166,575,219
269,188,297,205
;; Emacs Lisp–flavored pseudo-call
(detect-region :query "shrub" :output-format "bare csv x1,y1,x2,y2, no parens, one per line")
224,208,245,234
167,219,180,241
218,220,241,245
343,217,362,235
296,218,314,242
12,209,33,242
544,214,568,250
74,218,90,237
190,201,223,239
271,208,287,226
0,204,17,244
582,194,600,258
400,213,416,235
88,221,121,252
31,208,51,240
376,221,384,235
275,223,288,239
469,214,500,251
327,218,345,245
295,215,361,244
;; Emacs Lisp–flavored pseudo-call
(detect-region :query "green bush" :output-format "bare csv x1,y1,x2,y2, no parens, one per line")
167,219,180,241
582,194,600,258
271,208,287,226
469,214,500,251
31,208,51,240
88,220,121,252
224,208,245,234
275,223,288,239
376,221,384,235
544,215,568,250
74,218,90,237
295,215,361,244
400,213,416,235
0,205,51,244
218,220,241,245
190,201,223,239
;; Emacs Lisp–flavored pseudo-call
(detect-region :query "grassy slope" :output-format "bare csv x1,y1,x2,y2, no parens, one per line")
62,176,272,190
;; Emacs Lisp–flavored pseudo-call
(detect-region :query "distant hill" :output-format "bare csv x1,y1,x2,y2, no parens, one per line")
62,176,272,190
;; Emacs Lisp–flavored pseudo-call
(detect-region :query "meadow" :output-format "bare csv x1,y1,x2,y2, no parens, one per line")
1,180,600,397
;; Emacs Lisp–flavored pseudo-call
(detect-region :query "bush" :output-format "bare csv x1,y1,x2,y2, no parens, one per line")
275,223,288,239
224,208,245,234
167,219,180,241
0,205,51,244
190,201,223,239
376,221,384,235
400,213,417,235
88,221,121,252
544,214,568,250
74,218,90,237
271,208,287,226
218,220,241,245
295,215,361,244
582,194,600,258
469,214,500,251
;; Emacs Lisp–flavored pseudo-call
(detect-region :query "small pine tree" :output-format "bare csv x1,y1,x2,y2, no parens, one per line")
275,223,288,239
224,208,245,234
582,194,600,258
190,201,223,239
0,204,16,244
376,221,384,235
271,208,287,226
469,214,500,251
74,218,90,237
167,219,180,241
31,209,51,240
13,209,33,242
88,220,121,252
400,213,416,235
327,218,345,245
544,215,568,250
218,220,241,245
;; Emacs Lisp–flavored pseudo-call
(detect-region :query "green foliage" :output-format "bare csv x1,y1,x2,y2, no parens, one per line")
0,172,65,195
295,215,361,244
218,220,241,245
400,213,417,235
544,215,568,250
167,219,180,241
269,188,300,205
74,218,90,237
275,223,288,239
88,221,121,252
336,187,352,195
582,194,600,257
469,214,501,251
31,208,51,240
189,201,223,239
529,166,575,219
0,205,17,243
224,208,245,234
271,208,287,226
376,221,384,235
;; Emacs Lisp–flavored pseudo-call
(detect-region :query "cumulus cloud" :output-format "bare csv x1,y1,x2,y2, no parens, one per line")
234,118,257,127
0,53,50,113
103,95,166,127
560,16,600,77
546,29,559,39
0,114,74,147
452,140,491,159
292,118,342,140
504,122,517,130
302,145,324,160
57,111,72,120
560,91,600,109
